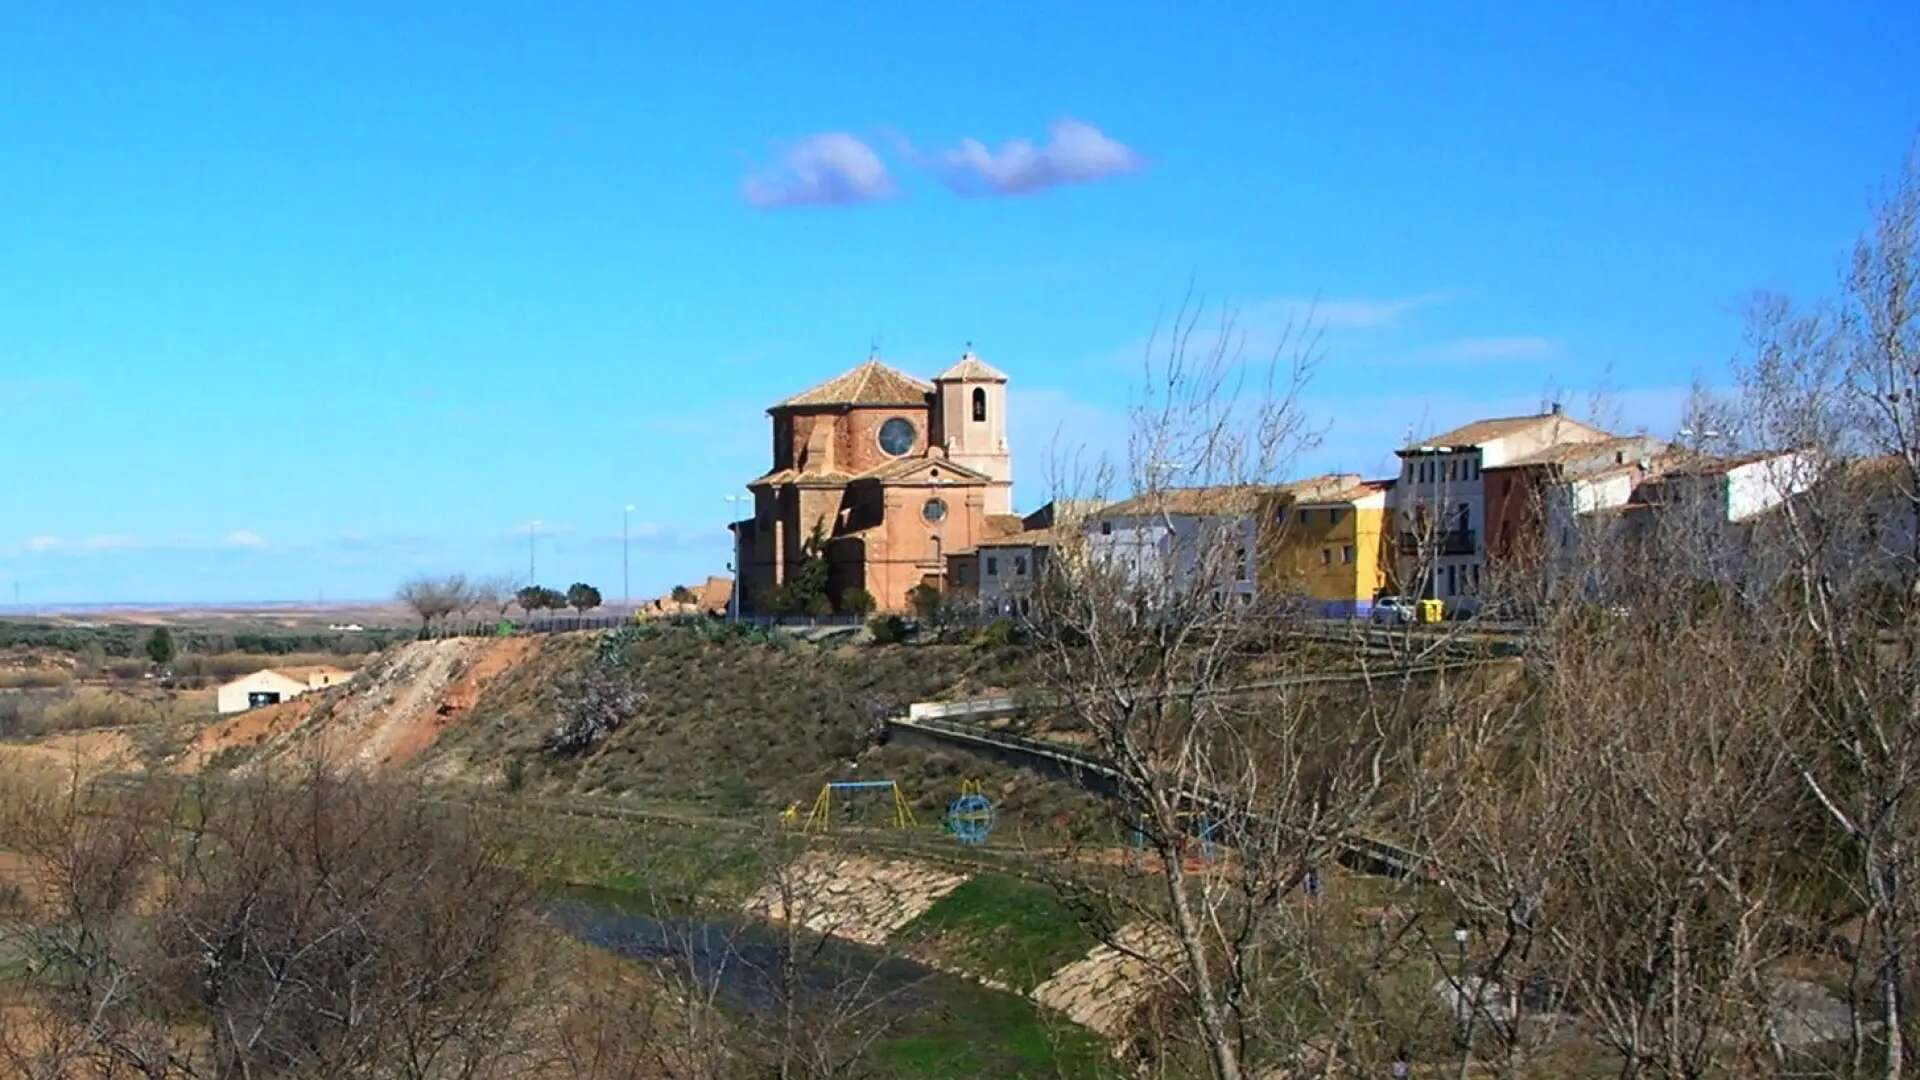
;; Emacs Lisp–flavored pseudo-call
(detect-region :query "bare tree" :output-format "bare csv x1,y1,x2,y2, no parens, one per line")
1020,298,1455,1078
0,764,540,1078
397,573,469,634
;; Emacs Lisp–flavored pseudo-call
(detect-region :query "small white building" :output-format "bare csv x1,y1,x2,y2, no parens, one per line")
215,665,353,715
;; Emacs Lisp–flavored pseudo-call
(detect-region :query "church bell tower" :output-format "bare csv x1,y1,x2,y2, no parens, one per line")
931,346,1012,514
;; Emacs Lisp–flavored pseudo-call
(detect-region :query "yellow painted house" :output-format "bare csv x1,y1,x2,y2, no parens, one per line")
1260,477,1393,616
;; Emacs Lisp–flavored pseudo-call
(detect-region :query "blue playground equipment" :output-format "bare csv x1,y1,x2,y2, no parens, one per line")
946,780,996,846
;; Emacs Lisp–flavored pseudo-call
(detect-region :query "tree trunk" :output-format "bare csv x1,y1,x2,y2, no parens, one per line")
1161,843,1242,1080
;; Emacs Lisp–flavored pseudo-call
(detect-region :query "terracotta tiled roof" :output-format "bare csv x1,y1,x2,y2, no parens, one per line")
1402,412,1613,452
934,350,1008,383
860,454,994,483
985,513,1027,536
749,467,857,486
978,527,1059,548
776,359,933,408
1296,479,1394,506
1099,485,1280,518
1657,449,1800,476
1276,473,1365,502
1496,435,1667,474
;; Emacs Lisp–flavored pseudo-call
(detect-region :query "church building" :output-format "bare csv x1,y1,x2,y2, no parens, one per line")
731,349,1020,614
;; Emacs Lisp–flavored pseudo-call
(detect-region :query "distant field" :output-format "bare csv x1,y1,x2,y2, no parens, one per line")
0,601,412,632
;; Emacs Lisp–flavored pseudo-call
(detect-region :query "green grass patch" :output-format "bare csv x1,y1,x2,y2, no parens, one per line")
877,982,1110,1079
899,873,1096,992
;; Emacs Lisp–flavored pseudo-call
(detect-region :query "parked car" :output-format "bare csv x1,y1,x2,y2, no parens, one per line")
1370,597,1418,625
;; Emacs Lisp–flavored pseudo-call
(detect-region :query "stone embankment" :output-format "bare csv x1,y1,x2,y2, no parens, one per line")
744,852,967,947
748,849,1179,1041
1031,923,1181,1038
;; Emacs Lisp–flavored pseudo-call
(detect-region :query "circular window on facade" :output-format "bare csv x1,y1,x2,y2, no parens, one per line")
877,417,917,456
923,497,948,523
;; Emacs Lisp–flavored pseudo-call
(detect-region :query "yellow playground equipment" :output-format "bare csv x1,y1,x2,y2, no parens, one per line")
803,779,917,833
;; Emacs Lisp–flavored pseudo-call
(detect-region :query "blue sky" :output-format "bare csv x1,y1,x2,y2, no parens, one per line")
2,2,1916,604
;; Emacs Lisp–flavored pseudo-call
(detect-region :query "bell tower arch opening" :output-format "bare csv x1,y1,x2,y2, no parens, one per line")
932,346,1012,515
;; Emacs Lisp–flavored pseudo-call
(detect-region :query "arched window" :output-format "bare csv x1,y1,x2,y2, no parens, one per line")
972,387,987,422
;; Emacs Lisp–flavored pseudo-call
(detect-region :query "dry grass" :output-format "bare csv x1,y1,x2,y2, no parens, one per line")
0,670,72,690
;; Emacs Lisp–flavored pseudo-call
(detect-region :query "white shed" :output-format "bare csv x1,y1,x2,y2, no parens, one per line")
215,665,352,715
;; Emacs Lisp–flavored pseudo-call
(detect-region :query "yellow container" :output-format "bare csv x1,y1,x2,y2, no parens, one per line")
1418,599,1445,624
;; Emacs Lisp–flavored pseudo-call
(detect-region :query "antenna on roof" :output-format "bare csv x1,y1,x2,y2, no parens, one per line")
869,333,881,361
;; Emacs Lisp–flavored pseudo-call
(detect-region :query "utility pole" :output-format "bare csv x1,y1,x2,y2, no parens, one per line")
623,504,635,608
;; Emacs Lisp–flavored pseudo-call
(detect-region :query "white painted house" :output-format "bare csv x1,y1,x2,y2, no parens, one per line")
215,665,353,715
1085,487,1272,609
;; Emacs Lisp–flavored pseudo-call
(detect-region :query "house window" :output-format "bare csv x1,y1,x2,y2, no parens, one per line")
1328,508,1343,525
1236,546,1248,580
1320,547,1332,566
1014,555,1028,576
1342,544,1354,564
1457,503,1470,531
986,556,998,576
972,387,987,422
1101,521,1112,535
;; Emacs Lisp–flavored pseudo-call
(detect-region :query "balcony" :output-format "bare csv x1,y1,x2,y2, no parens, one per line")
1398,528,1477,557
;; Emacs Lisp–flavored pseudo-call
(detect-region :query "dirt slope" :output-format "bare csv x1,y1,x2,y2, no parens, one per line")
177,636,544,774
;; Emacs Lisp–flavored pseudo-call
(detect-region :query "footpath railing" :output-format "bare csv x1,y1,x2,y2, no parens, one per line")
889,710,1429,880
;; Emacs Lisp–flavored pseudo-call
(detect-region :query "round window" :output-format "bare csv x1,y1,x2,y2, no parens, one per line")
923,497,948,523
878,417,916,456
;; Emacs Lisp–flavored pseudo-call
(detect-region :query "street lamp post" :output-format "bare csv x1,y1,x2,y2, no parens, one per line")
724,494,751,622
528,520,541,585
1452,922,1472,1062
623,504,635,609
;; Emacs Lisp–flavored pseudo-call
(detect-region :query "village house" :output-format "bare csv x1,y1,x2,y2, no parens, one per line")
730,350,1021,615
215,665,352,715
1391,406,1615,612
1482,434,1668,568
948,500,1101,616
1261,476,1394,617
1086,486,1270,608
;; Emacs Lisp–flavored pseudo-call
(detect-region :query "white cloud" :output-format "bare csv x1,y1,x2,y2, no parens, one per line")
225,529,267,549
25,535,61,551
743,133,894,208
1254,292,1451,330
939,119,1142,196
1417,336,1564,363
82,534,137,550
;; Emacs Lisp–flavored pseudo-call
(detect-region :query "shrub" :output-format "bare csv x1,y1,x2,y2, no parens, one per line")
867,615,911,645
839,588,876,616
907,583,945,622
545,670,647,756
502,756,528,794
971,618,1025,650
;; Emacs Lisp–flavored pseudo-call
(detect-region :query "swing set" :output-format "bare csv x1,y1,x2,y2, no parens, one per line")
802,779,917,833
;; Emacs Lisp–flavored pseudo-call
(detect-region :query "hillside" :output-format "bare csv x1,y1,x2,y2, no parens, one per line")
176,625,1094,822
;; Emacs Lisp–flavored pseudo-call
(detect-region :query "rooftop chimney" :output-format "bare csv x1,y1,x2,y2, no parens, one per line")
1550,402,1564,416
